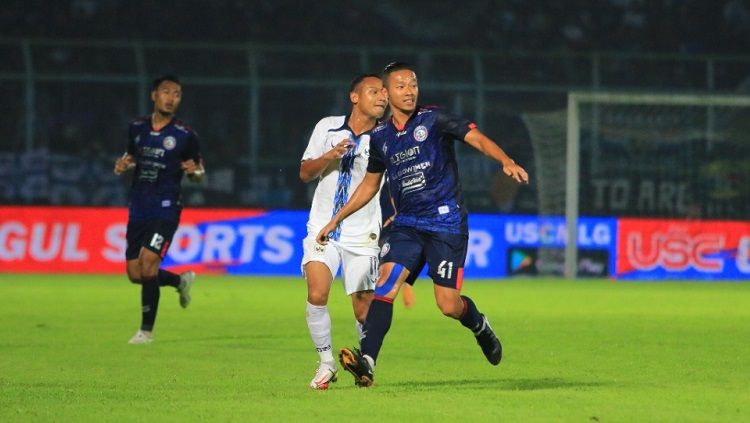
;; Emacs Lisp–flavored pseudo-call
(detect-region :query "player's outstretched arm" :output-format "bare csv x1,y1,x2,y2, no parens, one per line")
316,171,383,244
300,139,353,183
464,129,529,184
114,153,135,175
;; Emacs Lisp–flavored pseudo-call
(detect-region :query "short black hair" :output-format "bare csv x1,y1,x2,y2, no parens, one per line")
152,74,181,90
349,73,381,93
382,62,415,78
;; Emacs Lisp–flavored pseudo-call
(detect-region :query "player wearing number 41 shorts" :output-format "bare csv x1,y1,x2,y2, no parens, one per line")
114,74,205,345
317,62,529,387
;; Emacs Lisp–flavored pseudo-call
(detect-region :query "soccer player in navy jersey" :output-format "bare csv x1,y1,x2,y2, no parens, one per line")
317,62,528,386
114,74,205,345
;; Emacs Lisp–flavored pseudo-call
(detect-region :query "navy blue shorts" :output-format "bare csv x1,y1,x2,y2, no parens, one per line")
126,218,179,260
379,225,467,289
379,225,423,285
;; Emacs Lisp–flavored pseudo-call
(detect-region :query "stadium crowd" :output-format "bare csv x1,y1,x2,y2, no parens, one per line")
2,0,749,54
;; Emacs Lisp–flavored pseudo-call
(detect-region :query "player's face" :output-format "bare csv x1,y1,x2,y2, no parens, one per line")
151,80,182,116
385,70,418,114
353,76,387,119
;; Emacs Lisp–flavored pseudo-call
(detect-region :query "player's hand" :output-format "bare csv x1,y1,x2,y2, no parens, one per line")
114,153,135,175
181,159,203,175
502,161,529,184
324,139,354,160
316,221,338,245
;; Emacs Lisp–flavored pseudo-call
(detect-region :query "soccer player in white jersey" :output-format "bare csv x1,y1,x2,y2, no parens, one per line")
299,74,388,389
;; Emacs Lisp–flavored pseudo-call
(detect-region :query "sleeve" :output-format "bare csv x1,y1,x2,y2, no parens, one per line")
301,118,329,162
182,130,203,165
435,108,477,143
127,123,137,155
366,134,386,174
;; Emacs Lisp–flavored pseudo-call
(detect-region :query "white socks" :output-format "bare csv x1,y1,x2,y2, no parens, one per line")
306,302,334,364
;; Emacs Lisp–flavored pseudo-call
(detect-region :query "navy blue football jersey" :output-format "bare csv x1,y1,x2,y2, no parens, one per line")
126,116,202,221
368,106,476,234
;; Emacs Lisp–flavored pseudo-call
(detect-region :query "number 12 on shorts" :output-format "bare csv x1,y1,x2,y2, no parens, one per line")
437,260,454,279
150,233,164,249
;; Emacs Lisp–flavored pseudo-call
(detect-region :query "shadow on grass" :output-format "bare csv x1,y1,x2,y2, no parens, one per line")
384,377,606,391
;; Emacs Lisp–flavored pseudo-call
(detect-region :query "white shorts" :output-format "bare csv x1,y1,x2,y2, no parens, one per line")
301,235,379,295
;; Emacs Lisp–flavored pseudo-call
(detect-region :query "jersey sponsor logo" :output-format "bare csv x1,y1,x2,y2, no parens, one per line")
390,146,421,165
395,161,431,178
413,125,428,142
314,243,325,254
163,136,177,150
140,146,165,158
401,172,426,194
396,130,407,137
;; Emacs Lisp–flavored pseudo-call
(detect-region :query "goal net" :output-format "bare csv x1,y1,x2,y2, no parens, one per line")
523,92,750,279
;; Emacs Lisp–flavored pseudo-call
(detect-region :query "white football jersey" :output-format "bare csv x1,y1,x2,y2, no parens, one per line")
302,115,381,246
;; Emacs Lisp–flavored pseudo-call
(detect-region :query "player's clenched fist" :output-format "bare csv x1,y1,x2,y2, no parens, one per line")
324,139,354,160
180,159,202,175
316,220,338,245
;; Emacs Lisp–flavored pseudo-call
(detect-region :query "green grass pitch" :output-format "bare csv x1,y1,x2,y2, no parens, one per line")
0,274,748,422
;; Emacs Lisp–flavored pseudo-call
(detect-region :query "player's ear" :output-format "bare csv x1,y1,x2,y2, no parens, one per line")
350,91,358,105
151,90,156,102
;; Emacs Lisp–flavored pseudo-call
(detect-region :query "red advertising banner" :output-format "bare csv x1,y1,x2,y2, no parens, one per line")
617,218,750,279
0,206,261,273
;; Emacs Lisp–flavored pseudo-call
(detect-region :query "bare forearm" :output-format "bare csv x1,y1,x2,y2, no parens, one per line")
466,130,514,165
331,173,381,224
481,140,515,166
299,157,332,183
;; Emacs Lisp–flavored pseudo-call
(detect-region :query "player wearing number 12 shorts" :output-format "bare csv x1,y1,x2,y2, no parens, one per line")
114,74,205,345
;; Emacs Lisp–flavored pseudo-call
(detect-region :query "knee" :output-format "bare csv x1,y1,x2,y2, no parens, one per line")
436,300,462,319
126,269,142,284
307,290,329,306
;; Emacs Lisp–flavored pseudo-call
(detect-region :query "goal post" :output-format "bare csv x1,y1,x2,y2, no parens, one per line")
564,91,750,279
